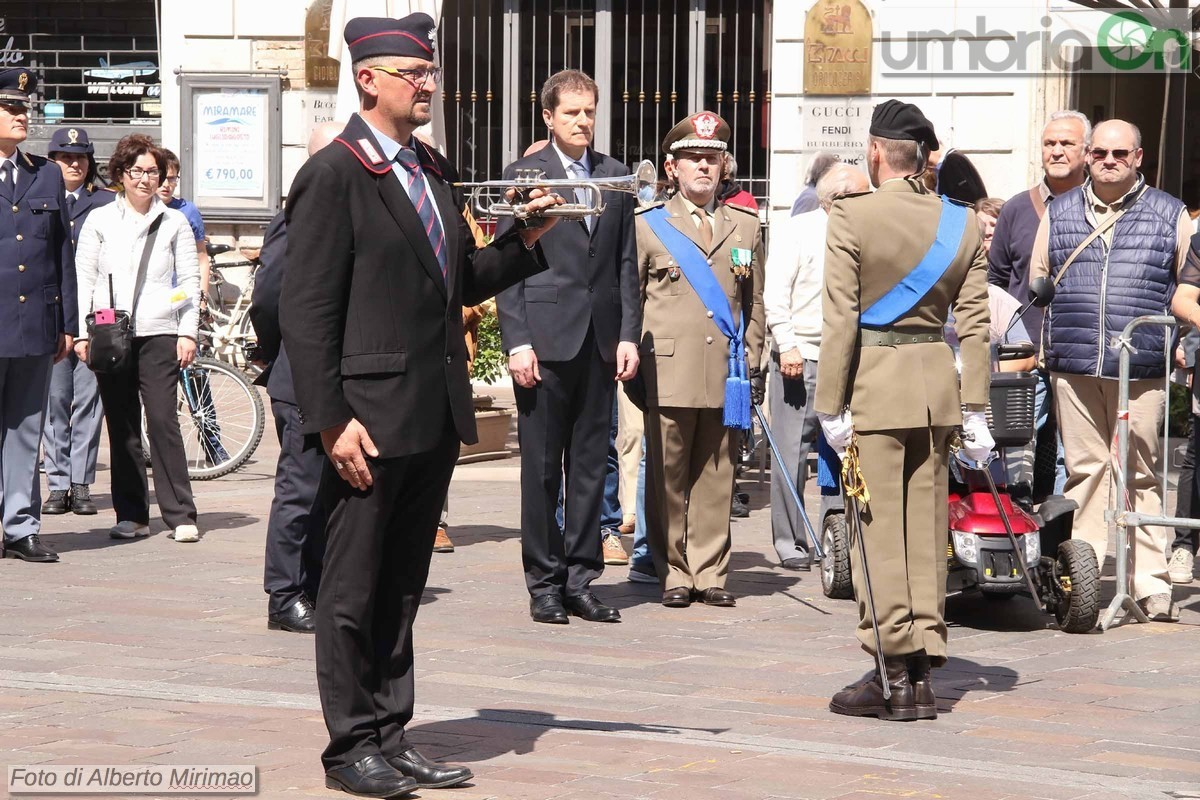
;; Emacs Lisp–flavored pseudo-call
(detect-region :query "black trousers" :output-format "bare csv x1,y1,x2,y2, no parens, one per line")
95,335,196,528
1175,422,1200,554
264,399,328,615
514,329,612,597
315,427,459,771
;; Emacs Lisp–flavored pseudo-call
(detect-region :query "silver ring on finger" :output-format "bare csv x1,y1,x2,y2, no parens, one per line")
335,462,347,471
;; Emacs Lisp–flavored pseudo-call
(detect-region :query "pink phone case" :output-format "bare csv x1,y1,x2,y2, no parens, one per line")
94,308,116,325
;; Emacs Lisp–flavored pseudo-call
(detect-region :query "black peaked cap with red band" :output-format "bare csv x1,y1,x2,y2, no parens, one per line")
344,13,437,62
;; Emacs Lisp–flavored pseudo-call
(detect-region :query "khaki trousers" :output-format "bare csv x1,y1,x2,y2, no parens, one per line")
1052,372,1170,599
852,426,952,666
644,406,735,591
616,383,644,524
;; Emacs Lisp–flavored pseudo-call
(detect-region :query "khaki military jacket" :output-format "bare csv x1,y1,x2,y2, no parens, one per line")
814,178,990,431
635,194,766,408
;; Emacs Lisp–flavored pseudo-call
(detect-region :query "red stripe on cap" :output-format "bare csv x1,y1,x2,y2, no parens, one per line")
348,30,433,55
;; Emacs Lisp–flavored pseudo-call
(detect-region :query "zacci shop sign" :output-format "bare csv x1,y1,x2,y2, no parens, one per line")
803,0,873,96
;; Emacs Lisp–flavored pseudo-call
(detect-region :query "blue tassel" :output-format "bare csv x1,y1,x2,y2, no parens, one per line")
816,431,841,495
723,341,752,430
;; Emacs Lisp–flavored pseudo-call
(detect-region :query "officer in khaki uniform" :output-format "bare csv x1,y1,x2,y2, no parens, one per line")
635,111,765,608
815,101,991,720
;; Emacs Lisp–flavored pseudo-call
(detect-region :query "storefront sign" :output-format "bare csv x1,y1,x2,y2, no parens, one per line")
194,91,267,198
305,0,340,88
803,0,873,96
304,91,338,140
801,99,870,160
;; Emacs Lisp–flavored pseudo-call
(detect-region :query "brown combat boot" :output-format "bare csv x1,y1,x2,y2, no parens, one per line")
907,653,938,720
829,656,918,721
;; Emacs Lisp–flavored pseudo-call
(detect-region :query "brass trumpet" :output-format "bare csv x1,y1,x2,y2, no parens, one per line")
458,159,658,221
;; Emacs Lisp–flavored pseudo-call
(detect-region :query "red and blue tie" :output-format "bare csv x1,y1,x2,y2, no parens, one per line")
396,148,447,276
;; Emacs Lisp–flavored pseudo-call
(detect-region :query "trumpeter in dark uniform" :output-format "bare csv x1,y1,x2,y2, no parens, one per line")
41,126,114,518
280,13,562,798
815,100,992,720
0,68,76,563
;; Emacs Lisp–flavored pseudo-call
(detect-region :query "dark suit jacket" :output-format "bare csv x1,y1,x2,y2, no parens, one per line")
0,149,77,356
494,146,640,362
65,183,116,252
249,211,295,404
280,113,546,458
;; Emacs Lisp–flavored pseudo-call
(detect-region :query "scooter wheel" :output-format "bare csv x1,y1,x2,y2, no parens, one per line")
1053,539,1101,633
821,513,853,600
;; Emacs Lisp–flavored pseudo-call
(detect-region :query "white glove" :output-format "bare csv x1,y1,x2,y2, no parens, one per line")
960,410,995,462
817,410,853,456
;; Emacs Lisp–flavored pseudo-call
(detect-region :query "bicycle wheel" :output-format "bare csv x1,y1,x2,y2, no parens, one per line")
176,357,266,480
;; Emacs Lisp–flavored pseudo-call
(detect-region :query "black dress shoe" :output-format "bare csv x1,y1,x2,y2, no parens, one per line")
70,484,97,515
387,746,473,789
563,591,621,622
730,494,750,518
530,594,568,624
781,556,811,571
698,587,736,607
662,586,691,607
268,596,316,633
4,534,60,563
325,754,417,798
41,490,70,515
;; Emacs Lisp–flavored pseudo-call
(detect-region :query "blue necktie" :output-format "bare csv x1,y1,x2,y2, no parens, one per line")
569,160,592,233
396,148,447,276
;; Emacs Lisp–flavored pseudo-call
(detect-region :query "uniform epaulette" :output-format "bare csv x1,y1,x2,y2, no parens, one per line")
723,202,758,215
942,195,974,209
839,190,872,201
635,201,665,214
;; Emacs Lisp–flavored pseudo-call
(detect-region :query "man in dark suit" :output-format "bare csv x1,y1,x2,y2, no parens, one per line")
495,69,641,625
251,121,343,635
41,126,113,518
0,68,76,564
280,14,561,799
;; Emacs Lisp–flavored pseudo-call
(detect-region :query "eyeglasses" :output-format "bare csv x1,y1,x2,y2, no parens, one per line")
126,167,161,180
369,65,441,86
162,175,180,185
1090,148,1133,163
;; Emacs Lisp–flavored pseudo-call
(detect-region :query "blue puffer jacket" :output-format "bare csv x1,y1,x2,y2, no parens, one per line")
1044,183,1184,380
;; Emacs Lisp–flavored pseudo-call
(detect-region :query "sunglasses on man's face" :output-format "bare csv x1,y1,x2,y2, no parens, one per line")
1090,148,1133,163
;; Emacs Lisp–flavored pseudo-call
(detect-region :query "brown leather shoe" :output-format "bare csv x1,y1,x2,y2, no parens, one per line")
829,657,919,721
618,516,635,535
907,653,938,720
697,587,736,607
433,526,454,553
602,533,629,565
662,587,692,607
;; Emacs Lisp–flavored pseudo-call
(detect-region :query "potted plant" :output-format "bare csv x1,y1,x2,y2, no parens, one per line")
460,300,513,461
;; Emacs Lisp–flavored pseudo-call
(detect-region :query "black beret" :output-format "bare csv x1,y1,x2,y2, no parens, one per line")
48,126,95,155
870,99,939,153
0,67,37,107
345,13,437,62
936,150,988,205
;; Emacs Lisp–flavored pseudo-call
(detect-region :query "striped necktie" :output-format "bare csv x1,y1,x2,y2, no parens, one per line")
395,148,447,276
568,160,592,233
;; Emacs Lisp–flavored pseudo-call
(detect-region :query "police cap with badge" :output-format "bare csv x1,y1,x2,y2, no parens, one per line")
48,127,95,156
344,13,438,61
0,67,37,108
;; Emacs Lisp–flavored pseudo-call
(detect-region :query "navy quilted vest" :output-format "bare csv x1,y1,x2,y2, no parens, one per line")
1044,184,1184,379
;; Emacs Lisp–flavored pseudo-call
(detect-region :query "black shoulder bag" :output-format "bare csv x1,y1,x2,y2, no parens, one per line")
86,214,163,374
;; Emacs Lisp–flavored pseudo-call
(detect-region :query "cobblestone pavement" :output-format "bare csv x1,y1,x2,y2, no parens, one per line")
2,409,1199,800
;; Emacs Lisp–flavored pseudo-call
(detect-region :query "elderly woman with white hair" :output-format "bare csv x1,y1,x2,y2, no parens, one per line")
763,163,869,569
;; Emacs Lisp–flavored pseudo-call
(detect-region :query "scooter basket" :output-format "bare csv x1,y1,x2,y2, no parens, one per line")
985,371,1037,448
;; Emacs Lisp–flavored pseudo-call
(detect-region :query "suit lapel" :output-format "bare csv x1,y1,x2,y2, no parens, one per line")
13,151,37,205
664,194,708,253
377,175,448,301
427,174,461,299
709,204,737,254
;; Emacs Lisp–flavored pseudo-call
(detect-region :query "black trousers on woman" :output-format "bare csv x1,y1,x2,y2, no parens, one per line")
95,335,197,529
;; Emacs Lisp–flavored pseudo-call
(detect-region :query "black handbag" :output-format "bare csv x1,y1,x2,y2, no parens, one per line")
86,215,162,374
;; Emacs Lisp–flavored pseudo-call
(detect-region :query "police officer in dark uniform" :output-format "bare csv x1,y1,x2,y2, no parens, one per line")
0,68,76,563
41,126,113,517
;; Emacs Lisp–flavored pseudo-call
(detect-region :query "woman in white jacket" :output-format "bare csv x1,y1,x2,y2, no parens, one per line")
73,134,202,543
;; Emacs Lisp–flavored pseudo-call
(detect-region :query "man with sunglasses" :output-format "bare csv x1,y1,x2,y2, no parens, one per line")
281,13,561,799
0,68,76,564
1029,119,1191,624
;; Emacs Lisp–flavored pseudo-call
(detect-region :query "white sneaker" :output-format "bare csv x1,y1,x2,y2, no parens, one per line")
1137,592,1180,622
109,521,150,539
172,524,200,543
1168,548,1195,585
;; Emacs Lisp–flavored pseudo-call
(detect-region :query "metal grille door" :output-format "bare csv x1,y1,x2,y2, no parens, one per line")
441,0,506,182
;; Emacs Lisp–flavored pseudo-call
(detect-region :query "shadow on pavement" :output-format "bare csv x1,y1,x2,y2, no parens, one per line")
601,550,806,611
408,708,729,761
442,524,521,548
37,510,259,554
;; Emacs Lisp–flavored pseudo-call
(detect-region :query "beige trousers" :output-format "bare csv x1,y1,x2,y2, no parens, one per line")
616,383,644,524
1052,372,1171,599
644,406,735,591
852,426,952,666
